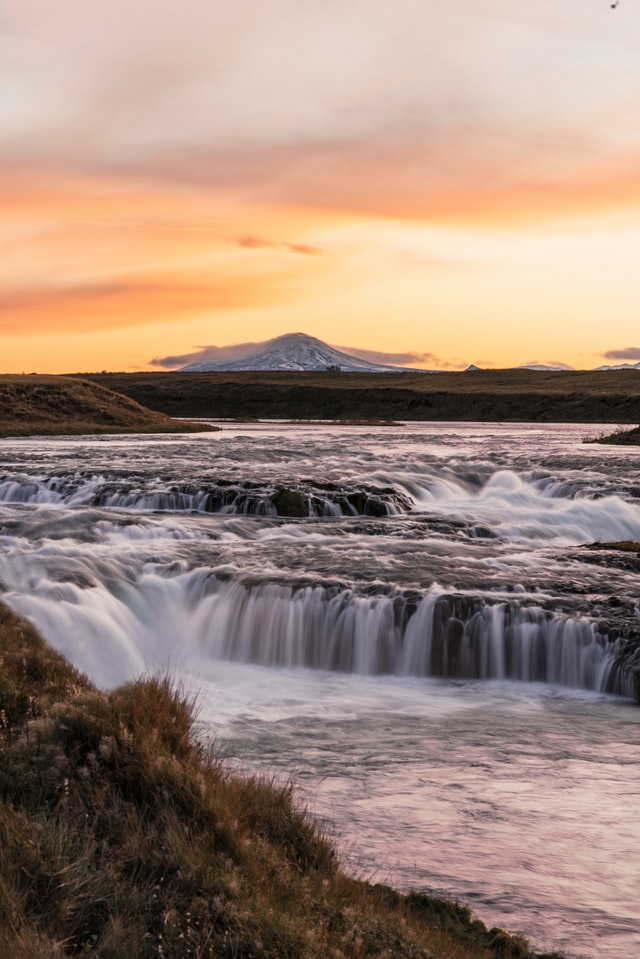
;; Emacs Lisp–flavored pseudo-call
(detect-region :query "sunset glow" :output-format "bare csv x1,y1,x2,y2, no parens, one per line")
2,0,640,372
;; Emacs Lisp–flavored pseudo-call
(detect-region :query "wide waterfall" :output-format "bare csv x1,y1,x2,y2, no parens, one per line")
182,579,636,696
0,472,411,517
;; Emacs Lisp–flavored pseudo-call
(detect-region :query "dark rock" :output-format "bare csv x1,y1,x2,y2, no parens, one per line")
270,488,308,517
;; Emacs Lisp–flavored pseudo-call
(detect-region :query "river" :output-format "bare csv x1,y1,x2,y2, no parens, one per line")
1,421,638,958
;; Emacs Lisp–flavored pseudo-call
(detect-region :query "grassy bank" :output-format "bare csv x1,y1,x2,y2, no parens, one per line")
77,369,640,424
0,604,562,959
0,376,211,436
591,425,640,446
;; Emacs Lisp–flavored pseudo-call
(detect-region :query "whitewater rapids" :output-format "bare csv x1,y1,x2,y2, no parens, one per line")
1,421,639,958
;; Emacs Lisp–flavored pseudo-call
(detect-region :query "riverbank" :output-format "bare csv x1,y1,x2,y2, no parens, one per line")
3,371,640,437
77,369,640,424
0,375,210,436
0,603,562,959
592,425,640,446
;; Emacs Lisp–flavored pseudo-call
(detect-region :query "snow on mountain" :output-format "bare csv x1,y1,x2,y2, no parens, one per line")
517,364,571,372
180,333,425,373
592,362,640,371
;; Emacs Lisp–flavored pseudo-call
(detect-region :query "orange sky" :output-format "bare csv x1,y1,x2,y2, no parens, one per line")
2,0,640,373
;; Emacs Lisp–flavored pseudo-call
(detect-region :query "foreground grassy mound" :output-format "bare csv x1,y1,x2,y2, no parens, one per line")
0,375,211,436
80,369,640,424
0,605,562,959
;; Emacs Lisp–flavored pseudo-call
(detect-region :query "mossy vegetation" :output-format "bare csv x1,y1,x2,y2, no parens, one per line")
0,375,212,437
0,603,563,958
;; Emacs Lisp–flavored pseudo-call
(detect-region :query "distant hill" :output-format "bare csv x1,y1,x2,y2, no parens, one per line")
180,332,426,373
0,376,209,437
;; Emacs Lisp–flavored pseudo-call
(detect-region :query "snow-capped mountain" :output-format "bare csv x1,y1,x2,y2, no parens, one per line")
592,361,640,371
180,333,419,373
517,364,572,372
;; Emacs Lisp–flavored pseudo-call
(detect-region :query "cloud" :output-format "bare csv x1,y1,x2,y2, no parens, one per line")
151,341,266,370
0,274,285,334
338,346,441,368
236,237,324,255
89,136,640,228
236,236,276,249
602,347,640,361
284,242,323,256
3,1,640,227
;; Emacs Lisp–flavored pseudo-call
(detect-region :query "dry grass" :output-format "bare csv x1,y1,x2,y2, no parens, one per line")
0,604,562,959
0,375,211,437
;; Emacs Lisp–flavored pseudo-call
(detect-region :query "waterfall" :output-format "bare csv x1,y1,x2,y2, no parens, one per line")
192,583,636,697
0,474,410,518
8,571,636,699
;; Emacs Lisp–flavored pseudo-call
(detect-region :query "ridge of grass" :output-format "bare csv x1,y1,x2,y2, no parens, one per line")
0,603,563,958
0,375,213,437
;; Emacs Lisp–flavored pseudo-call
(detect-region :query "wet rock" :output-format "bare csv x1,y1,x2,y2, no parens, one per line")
270,488,308,517
346,491,368,514
471,525,497,539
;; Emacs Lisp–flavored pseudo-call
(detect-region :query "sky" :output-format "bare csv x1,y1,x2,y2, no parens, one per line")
2,0,640,373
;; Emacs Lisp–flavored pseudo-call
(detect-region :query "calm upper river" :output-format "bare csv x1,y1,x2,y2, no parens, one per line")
1,421,639,958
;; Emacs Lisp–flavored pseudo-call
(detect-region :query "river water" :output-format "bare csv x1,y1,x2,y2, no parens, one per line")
0,422,638,958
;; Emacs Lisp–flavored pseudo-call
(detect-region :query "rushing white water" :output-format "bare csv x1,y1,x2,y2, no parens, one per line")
1,421,639,958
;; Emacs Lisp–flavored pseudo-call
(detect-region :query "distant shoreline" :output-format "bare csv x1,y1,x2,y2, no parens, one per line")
75,369,640,438
2,371,639,443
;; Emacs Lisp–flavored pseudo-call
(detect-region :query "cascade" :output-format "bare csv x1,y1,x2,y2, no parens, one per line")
191,582,637,697
7,571,637,699
0,474,410,517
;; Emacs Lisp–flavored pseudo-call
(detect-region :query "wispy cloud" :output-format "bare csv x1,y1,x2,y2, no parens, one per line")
284,242,323,256
0,274,284,334
3,2,640,226
338,346,441,368
603,346,640,361
235,236,324,255
236,236,276,250
151,341,265,370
